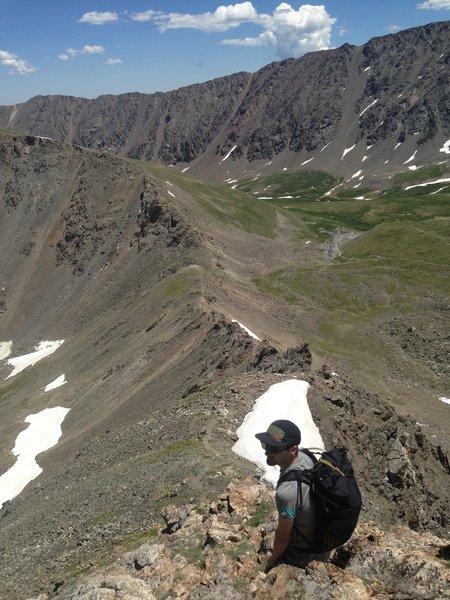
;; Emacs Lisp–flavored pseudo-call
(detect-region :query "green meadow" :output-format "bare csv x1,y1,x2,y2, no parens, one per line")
243,167,449,375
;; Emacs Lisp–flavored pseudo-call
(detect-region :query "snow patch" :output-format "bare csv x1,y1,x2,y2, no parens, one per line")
220,145,237,163
359,98,378,117
181,166,190,173
0,407,70,509
44,374,67,392
439,397,450,405
231,320,261,341
430,186,448,195
405,178,450,191
341,144,356,160
6,341,65,379
320,142,331,153
301,158,314,166
362,155,368,162
394,143,402,150
439,139,450,155
0,341,13,361
232,380,324,487
403,151,418,165
167,190,175,198
351,170,362,179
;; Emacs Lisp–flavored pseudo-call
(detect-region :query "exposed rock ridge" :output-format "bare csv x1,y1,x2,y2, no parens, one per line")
28,477,450,600
0,22,448,179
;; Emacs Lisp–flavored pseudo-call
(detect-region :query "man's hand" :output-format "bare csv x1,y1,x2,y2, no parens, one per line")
265,515,294,572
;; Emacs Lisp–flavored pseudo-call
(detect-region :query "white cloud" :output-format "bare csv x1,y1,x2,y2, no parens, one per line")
387,24,402,33
223,3,336,58
417,0,450,8
155,2,259,32
106,58,122,65
130,10,160,23
58,45,105,61
79,11,119,25
139,2,336,59
82,45,105,55
0,49,36,76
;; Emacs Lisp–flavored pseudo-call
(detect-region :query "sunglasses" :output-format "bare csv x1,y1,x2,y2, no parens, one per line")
260,442,289,454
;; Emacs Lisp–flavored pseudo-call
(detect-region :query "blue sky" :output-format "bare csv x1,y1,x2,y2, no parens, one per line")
0,1,449,105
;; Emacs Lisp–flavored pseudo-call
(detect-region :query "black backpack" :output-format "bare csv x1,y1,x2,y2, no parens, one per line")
277,447,362,552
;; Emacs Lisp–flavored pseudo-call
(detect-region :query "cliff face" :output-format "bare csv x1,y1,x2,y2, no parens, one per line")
0,21,448,182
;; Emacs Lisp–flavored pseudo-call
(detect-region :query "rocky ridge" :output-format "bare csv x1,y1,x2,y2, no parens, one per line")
2,365,449,599
27,476,450,600
0,22,448,183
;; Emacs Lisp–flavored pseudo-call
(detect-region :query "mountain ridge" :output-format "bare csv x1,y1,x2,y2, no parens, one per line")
1,20,448,185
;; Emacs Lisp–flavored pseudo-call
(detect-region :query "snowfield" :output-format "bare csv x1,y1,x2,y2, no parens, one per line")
232,380,324,487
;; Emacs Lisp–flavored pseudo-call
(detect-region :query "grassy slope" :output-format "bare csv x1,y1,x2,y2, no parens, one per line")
243,167,449,388
133,160,280,239
132,161,448,391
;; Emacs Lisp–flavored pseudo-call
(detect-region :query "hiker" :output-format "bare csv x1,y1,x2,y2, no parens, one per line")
255,419,330,572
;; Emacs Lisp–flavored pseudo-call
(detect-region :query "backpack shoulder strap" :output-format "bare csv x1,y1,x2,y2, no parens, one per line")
300,447,319,465
277,468,304,514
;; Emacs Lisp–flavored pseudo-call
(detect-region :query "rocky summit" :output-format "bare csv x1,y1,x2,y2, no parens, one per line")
0,20,449,600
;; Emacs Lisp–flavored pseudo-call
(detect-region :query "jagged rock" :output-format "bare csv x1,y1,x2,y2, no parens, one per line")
161,504,195,533
385,437,416,487
44,478,450,600
227,478,263,516
124,543,166,569
249,343,312,374
59,575,156,599
343,524,450,599
204,515,242,546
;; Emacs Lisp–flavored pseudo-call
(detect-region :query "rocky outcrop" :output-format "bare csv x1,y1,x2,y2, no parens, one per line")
31,477,449,600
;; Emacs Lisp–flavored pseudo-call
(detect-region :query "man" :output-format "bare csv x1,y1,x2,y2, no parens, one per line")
255,419,330,572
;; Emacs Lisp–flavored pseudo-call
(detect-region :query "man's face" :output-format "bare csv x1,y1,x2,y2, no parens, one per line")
262,443,291,467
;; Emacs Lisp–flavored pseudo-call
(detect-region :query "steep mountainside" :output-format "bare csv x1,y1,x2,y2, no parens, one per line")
0,21,448,185
0,134,449,599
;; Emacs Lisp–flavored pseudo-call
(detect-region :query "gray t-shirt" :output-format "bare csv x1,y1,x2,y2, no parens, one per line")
275,451,317,549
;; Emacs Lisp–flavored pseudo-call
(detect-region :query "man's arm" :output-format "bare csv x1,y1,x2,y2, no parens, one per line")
265,514,294,572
